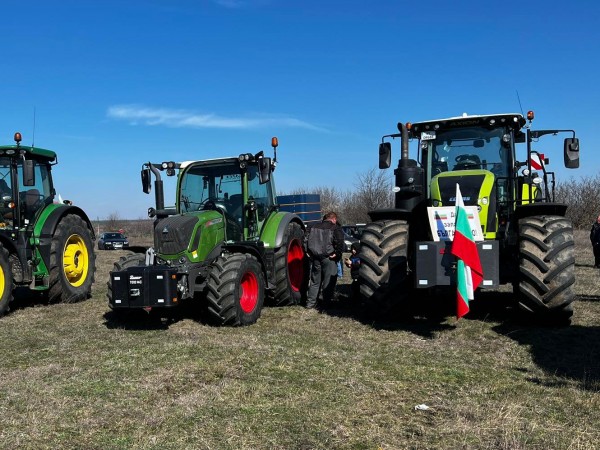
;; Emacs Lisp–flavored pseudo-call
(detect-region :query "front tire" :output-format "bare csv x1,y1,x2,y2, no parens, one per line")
205,253,265,326
0,244,14,316
358,220,409,307
48,214,96,304
516,215,575,324
273,222,305,306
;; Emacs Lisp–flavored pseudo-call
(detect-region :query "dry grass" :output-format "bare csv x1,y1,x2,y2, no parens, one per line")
0,231,598,449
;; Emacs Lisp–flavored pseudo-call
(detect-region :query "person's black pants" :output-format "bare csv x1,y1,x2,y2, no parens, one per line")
594,244,600,267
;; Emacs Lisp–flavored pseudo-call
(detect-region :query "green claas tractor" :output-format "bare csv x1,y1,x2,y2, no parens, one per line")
0,132,96,316
107,138,306,326
359,111,580,323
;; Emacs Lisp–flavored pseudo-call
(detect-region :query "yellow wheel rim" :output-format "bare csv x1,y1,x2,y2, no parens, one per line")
63,234,89,287
0,261,4,296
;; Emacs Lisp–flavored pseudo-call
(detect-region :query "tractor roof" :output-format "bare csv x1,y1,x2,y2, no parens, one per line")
410,113,526,135
0,145,56,161
179,156,239,169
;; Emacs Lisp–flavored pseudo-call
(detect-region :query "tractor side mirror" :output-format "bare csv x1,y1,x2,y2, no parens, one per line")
258,157,271,184
379,142,391,169
564,137,580,169
141,168,151,194
23,159,35,186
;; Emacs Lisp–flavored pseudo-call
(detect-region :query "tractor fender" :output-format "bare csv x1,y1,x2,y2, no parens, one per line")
261,211,304,250
368,208,413,223
513,203,568,220
220,242,273,287
34,204,96,270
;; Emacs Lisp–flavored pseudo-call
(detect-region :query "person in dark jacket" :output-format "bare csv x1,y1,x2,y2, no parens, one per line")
305,211,345,309
590,214,600,268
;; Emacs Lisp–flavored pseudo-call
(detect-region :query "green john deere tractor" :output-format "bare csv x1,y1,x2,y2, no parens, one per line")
359,111,580,323
0,132,96,316
107,138,306,326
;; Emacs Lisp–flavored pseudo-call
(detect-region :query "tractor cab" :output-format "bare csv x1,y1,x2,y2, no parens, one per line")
0,133,57,231
177,157,276,242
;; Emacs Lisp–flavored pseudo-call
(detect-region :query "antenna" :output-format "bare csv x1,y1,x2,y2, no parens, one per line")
32,106,36,147
516,90,525,116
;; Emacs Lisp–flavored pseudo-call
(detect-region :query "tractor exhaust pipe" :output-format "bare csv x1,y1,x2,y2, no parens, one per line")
397,122,410,167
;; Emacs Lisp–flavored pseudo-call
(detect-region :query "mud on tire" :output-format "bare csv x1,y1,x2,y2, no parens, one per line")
516,215,575,324
48,214,96,304
273,222,305,306
205,253,265,326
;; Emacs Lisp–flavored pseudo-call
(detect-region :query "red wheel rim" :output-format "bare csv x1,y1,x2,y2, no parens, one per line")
240,271,259,313
287,238,304,292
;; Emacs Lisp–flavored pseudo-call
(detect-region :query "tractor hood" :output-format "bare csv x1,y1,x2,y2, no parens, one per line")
430,169,497,238
154,210,225,258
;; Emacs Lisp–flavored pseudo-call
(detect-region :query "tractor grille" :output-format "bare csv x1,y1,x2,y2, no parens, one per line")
154,215,198,255
437,175,485,206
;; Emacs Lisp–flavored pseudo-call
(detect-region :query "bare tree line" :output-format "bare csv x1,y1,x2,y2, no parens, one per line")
101,170,598,235
285,167,395,226
555,175,600,229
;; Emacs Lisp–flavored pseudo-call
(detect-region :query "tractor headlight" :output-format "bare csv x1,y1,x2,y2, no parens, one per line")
480,197,489,205
533,176,542,184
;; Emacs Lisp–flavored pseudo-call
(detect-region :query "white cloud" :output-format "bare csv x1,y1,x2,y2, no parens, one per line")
107,105,325,131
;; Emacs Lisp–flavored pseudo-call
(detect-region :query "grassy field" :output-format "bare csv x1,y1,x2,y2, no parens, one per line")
0,230,598,449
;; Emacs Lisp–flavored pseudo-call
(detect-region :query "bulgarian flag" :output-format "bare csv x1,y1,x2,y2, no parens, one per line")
450,184,483,319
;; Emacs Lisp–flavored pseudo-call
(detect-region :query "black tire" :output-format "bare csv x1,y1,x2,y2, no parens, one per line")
516,215,575,324
358,220,409,305
48,214,96,304
205,253,265,326
0,244,14,316
106,253,146,306
273,222,305,306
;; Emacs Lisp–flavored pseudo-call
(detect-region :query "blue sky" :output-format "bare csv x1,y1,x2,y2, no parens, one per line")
1,0,598,220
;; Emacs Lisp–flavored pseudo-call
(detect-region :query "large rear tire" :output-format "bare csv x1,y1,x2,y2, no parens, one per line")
516,215,575,324
48,214,96,304
358,220,409,306
0,244,14,316
273,222,305,306
205,253,265,326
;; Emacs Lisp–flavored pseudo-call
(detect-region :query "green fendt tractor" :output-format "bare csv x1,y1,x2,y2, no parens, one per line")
359,111,580,323
0,132,96,316
107,138,306,326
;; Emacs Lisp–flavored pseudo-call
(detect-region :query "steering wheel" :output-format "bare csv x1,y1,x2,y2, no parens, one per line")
200,198,227,213
455,154,481,169
455,154,480,164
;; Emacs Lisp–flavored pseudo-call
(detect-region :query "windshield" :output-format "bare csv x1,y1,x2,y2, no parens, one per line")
179,162,242,214
429,127,509,177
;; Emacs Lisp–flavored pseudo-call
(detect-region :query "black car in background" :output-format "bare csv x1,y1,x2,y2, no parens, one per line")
342,231,359,252
98,232,129,250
